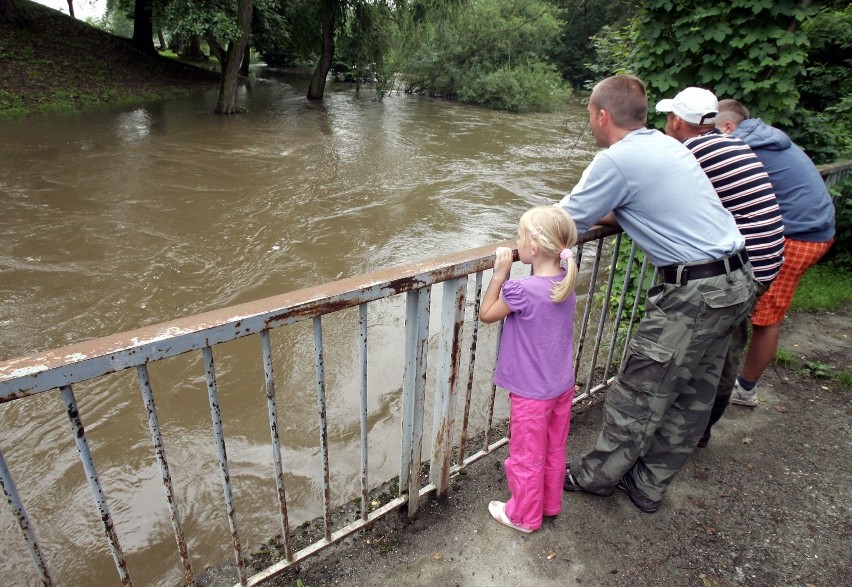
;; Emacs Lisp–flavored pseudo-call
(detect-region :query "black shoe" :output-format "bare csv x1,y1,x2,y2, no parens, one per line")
563,464,586,492
696,436,709,448
564,464,616,496
617,471,660,514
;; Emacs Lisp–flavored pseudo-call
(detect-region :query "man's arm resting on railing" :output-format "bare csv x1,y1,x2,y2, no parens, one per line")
595,212,619,226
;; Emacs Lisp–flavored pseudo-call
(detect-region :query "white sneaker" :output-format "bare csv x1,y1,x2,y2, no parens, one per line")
488,501,534,534
730,380,758,407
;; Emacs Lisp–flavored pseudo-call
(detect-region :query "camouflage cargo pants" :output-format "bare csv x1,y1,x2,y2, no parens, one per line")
570,266,754,502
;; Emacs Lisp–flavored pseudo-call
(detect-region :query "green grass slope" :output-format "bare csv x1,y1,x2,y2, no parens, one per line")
0,0,219,115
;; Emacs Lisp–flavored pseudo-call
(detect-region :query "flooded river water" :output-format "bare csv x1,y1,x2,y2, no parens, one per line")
0,68,597,585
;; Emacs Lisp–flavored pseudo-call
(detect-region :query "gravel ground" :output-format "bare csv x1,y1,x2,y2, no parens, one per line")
205,305,852,587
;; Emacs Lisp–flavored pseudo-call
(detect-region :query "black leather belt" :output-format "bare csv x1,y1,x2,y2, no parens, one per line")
659,250,748,285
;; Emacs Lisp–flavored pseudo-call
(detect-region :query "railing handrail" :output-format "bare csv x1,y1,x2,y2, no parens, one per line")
0,227,618,401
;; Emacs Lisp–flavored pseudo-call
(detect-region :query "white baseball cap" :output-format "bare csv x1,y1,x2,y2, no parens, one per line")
655,87,718,125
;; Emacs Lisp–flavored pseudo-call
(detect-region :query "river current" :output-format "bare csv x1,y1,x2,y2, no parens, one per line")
0,68,598,585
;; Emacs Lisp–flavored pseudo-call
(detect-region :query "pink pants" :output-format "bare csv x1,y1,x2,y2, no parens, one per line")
504,387,575,531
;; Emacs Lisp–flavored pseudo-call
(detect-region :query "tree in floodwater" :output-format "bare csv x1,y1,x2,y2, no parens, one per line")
164,0,253,114
307,0,338,100
334,0,396,98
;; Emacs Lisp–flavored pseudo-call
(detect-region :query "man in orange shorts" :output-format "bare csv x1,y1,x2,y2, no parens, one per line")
714,100,836,406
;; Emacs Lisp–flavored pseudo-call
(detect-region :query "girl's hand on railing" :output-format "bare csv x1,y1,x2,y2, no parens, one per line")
493,246,513,280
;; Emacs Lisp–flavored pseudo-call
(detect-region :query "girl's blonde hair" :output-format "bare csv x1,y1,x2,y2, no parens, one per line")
518,205,579,302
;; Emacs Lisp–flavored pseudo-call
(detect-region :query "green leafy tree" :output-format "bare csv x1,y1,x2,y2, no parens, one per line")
165,0,253,113
787,2,852,163
335,0,395,97
401,0,571,112
630,0,813,126
550,0,637,89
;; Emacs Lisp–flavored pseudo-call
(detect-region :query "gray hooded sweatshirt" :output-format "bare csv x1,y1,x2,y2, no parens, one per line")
732,119,835,242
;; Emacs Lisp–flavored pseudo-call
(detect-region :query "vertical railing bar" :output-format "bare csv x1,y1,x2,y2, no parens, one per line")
135,364,194,585
586,233,621,393
399,291,417,496
399,291,420,497
59,384,132,586
456,271,483,464
406,287,431,518
482,319,503,451
312,317,332,541
573,239,605,380
358,303,369,522
602,240,638,382
0,447,55,586
259,330,293,561
430,277,467,496
201,346,246,586
620,255,650,367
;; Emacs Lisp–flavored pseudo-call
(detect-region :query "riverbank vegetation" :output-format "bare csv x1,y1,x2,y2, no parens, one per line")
0,0,218,116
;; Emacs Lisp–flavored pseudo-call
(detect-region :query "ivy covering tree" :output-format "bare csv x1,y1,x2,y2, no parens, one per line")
630,0,813,126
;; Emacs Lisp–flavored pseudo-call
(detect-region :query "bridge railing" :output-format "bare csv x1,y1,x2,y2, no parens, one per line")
1,161,849,587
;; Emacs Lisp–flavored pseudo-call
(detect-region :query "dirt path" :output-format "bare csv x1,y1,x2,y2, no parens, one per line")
208,305,851,587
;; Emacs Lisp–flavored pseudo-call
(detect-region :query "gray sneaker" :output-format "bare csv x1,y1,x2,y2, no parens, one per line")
730,380,758,407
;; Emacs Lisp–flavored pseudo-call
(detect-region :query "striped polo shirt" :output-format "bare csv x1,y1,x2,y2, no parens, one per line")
682,129,785,284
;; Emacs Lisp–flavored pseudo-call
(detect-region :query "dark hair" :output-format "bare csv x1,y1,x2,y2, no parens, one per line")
590,75,647,129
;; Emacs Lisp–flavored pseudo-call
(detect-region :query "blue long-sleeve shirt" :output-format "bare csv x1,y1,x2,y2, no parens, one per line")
558,128,744,268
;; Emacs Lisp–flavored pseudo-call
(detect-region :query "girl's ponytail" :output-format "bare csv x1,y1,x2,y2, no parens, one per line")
551,248,578,303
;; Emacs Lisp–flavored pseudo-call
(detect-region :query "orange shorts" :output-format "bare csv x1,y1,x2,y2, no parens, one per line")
752,238,834,326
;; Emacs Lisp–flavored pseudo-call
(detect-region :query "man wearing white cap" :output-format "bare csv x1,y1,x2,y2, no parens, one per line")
655,87,785,448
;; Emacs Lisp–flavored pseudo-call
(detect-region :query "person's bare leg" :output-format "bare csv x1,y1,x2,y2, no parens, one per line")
740,323,782,383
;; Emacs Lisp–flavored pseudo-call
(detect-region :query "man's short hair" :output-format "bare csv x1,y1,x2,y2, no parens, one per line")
590,75,648,129
717,99,750,125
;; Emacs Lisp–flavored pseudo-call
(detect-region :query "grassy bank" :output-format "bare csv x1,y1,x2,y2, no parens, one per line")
0,0,219,116
791,262,852,312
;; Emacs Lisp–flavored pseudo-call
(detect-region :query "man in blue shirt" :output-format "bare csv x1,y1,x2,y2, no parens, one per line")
558,75,754,513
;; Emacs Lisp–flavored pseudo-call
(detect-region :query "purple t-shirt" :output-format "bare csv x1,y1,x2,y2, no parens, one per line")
493,274,576,400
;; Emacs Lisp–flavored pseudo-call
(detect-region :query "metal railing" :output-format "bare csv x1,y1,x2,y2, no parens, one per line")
1,161,849,587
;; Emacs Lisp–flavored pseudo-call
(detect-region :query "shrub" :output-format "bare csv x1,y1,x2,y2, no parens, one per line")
457,63,570,113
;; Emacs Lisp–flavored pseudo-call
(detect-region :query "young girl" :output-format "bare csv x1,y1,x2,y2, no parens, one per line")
480,205,579,534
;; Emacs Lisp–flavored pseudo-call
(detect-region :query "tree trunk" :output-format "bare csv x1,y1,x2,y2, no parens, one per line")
0,0,18,22
240,46,250,76
66,0,74,18
213,0,252,114
181,35,206,61
307,0,335,100
157,30,165,51
131,0,155,54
